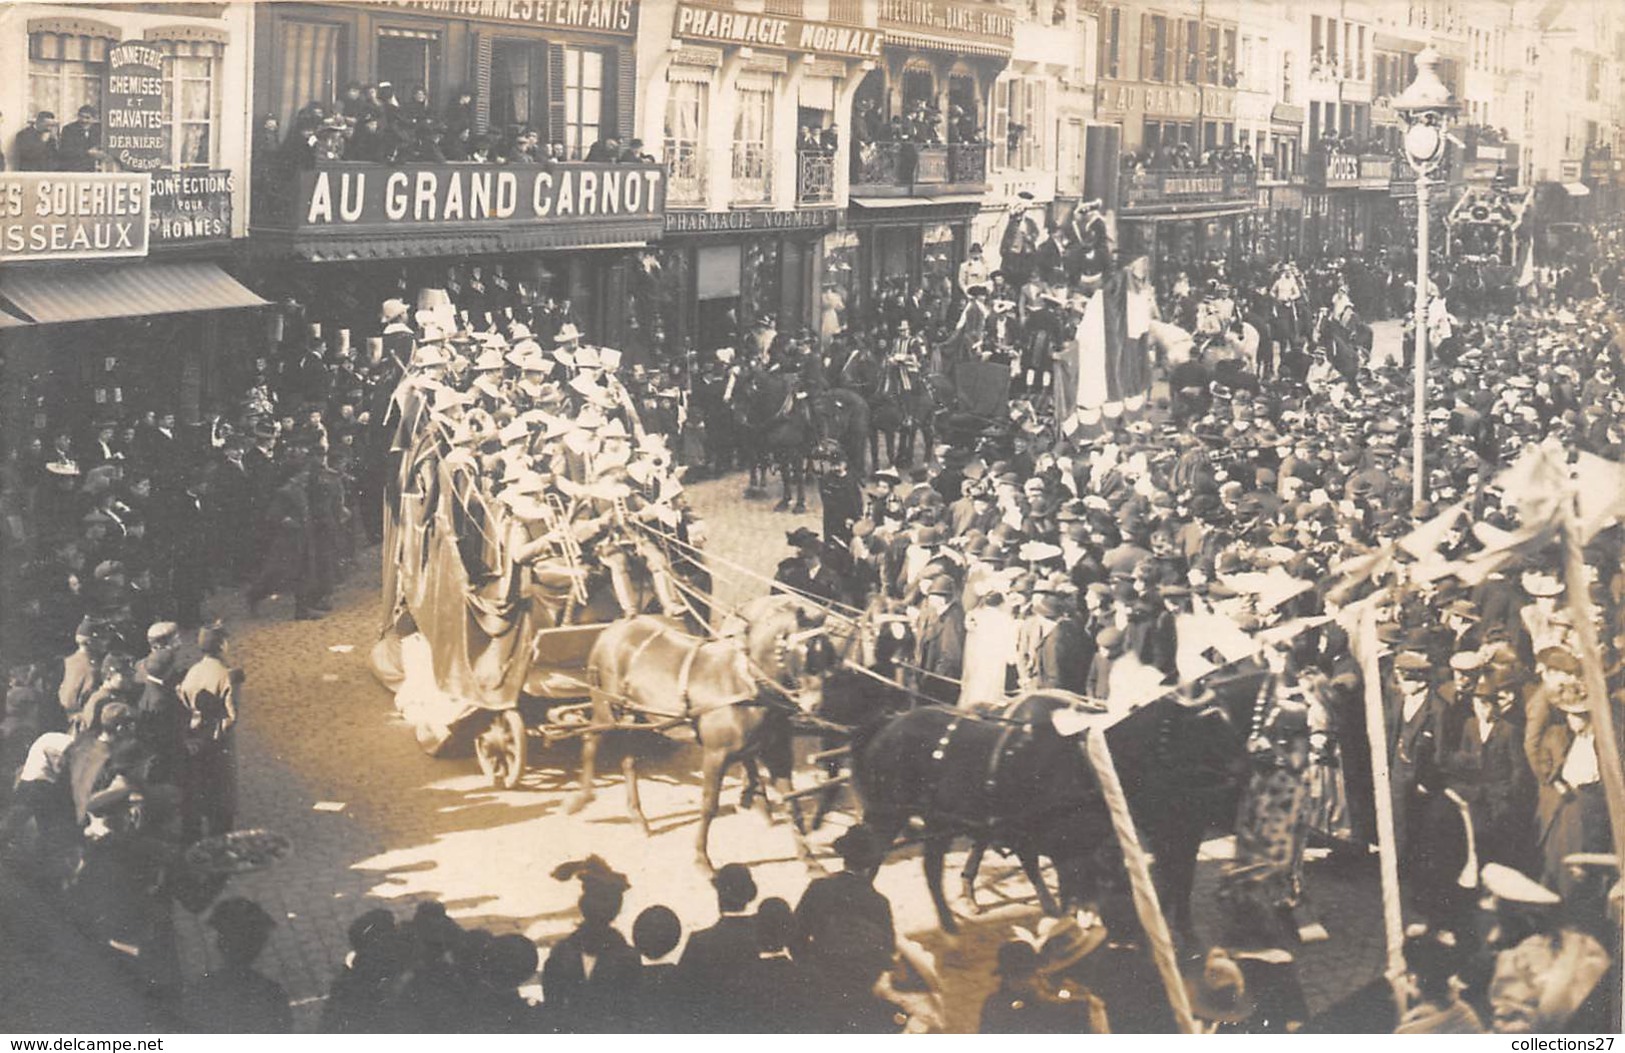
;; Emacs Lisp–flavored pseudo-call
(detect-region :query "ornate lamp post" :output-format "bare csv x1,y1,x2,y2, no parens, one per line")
1392,47,1456,506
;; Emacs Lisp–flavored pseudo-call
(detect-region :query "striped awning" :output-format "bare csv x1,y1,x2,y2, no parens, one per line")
0,262,269,325
883,30,1011,57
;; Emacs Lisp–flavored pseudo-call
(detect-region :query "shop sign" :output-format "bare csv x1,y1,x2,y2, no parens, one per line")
0,172,151,262
104,42,168,172
879,0,1014,44
665,208,838,234
375,0,637,34
922,222,954,244
1560,159,1583,181
294,163,664,229
673,3,881,59
149,169,234,245
1098,81,1236,120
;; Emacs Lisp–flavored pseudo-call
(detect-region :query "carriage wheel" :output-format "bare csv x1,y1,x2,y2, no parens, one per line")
474,709,527,789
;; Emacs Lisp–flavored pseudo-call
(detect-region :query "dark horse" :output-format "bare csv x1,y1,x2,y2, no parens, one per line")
569,612,836,871
867,360,950,469
848,676,1255,938
733,368,817,512
812,386,870,477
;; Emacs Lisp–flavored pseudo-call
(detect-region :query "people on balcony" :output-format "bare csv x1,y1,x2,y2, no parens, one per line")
13,111,60,172
1120,143,1255,174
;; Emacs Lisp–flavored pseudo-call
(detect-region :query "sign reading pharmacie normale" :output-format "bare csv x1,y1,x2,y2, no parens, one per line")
1,172,151,262
673,2,882,58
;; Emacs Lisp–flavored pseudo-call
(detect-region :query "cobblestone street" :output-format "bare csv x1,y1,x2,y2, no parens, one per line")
150,471,1389,1032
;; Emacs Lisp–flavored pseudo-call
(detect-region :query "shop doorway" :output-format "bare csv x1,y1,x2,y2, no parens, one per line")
696,244,742,352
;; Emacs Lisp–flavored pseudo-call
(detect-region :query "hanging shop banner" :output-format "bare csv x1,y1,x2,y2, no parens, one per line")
295,163,665,227
0,172,151,262
105,41,168,172
376,0,637,34
673,3,881,58
149,169,234,245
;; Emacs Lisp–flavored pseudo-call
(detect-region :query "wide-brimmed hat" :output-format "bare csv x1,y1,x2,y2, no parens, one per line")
1186,948,1254,1024
554,322,583,344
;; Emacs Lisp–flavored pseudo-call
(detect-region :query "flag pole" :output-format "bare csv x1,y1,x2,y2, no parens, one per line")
1083,728,1198,1034
1355,601,1408,993
1557,504,1625,869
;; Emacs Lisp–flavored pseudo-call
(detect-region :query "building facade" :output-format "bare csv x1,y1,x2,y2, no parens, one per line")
246,1,666,357
0,2,265,443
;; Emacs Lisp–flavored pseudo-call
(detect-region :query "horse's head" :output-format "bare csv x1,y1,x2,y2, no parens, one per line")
776,619,838,712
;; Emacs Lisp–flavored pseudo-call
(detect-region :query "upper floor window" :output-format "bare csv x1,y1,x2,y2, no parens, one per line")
664,78,706,204
159,39,223,169
270,19,341,140
1143,14,1169,83
562,46,605,160
1101,7,1121,79
28,31,109,131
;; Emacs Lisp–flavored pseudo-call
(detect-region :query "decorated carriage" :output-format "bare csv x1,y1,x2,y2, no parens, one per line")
368,346,711,789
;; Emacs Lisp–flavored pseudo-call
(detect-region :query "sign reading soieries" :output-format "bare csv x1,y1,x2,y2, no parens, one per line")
0,173,151,262
673,3,882,59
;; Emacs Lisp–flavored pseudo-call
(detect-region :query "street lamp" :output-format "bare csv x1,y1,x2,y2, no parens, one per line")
1392,46,1457,507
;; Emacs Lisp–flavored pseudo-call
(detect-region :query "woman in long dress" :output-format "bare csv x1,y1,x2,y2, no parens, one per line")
959,591,1018,709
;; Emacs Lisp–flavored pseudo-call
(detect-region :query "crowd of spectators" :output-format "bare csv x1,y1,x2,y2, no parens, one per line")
1121,142,1257,174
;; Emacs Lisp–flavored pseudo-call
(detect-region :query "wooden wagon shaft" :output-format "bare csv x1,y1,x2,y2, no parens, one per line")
807,745,851,765
781,775,850,801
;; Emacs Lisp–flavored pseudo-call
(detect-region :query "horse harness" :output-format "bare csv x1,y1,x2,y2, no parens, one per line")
924,709,1037,812
621,623,705,720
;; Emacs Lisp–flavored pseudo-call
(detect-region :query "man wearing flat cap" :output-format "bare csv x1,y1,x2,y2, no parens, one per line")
916,574,966,706
1386,648,1446,857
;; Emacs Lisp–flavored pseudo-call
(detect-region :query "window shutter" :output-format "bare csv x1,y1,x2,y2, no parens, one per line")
616,45,635,138
473,32,492,134
1139,13,1151,82
547,42,567,147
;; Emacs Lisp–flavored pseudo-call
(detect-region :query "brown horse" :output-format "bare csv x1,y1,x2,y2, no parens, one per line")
567,611,836,871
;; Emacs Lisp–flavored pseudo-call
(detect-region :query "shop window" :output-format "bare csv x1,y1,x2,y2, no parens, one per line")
491,39,542,133
732,85,772,203
563,46,605,159
376,29,439,105
271,19,341,138
664,78,707,205
28,32,109,128
158,40,222,169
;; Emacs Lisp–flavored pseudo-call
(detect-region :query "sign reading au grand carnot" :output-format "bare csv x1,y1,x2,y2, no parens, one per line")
0,173,151,262
297,163,664,227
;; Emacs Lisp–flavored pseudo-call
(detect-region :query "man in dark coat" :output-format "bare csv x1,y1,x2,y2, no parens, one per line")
676,863,759,1013
817,450,864,547
1030,584,1095,694
773,528,844,605
1387,649,1447,860
916,574,966,706
795,824,895,965
541,856,641,1032
1442,674,1533,869
57,106,100,171
306,447,349,613
246,459,316,619
13,111,58,170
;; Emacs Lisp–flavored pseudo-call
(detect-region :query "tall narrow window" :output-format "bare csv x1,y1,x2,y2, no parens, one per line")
562,46,604,159
1102,8,1120,78
663,78,706,205
993,78,1011,168
491,40,540,133
158,39,222,169
732,84,771,202
1150,15,1168,83
1223,28,1236,86
377,29,439,102
1184,19,1200,83
1205,26,1219,85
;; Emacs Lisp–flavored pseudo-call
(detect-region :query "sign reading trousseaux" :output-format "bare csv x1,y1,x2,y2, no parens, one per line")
104,42,168,171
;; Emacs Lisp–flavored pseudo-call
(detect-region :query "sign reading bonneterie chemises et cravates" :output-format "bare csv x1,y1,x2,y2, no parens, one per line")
105,42,168,172
0,173,152,262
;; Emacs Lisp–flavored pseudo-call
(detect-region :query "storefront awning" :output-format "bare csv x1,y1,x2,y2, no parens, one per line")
0,261,268,325
0,306,33,329
1562,182,1591,197
851,195,984,209
1119,204,1255,223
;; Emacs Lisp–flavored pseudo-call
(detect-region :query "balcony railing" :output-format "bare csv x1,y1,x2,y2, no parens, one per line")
948,142,989,184
797,149,835,204
664,138,707,206
732,141,772,204
852,140,991,192
1121,169,1257,208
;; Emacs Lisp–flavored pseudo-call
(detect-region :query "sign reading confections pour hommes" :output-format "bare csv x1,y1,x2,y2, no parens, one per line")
298,163,665,227
0,173,151,262
149,169,234,245
105,42,168,172
673,3,882,59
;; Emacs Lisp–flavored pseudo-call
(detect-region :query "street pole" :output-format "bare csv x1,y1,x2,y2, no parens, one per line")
1412,172,1429,508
